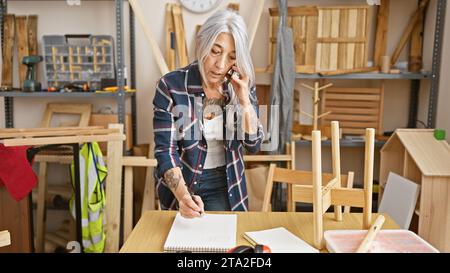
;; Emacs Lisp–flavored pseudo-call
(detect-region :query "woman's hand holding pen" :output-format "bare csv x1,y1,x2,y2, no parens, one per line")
163,167,204,218
179,192,204,219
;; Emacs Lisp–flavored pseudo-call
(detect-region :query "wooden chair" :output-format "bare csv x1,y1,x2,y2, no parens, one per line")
262,121,375,249
244,141,296,211
35,103,92,252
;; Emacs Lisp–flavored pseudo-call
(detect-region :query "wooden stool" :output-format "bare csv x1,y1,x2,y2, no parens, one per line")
262,121,374,249
309,121,374,249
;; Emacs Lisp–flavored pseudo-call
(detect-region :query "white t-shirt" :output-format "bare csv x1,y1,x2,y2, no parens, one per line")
203,114,226,169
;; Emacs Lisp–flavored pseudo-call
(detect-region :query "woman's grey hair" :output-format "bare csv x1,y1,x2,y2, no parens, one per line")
195,9,255,90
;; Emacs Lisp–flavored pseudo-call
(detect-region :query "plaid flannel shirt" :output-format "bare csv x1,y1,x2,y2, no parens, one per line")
153,62,264,211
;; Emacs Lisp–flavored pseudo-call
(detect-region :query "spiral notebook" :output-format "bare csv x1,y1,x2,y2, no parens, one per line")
163,213,237,253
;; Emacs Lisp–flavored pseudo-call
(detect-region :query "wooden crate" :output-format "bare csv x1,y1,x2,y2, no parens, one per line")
316,6,369,72
321,85,384,136
269,5,370,73
268,6,318,73
89,114,133,153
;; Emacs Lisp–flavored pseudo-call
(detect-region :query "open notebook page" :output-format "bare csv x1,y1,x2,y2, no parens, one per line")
164,213,237,253
244,227,319,253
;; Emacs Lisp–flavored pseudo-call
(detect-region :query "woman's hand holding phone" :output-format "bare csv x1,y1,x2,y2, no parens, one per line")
227,66,250,107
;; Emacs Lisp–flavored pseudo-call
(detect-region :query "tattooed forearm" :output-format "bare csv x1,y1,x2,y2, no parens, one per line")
165,169,181,190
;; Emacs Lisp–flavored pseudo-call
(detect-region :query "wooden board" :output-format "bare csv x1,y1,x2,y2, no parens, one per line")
0,187,33,253
27,15,38,56
391,0,430,66
374,0,390,67
129,0,169,75
16,16,29,88
104,124,125,253
409,0,426,72
165,4,176,71
321,86,384,136
316,6,369,72
1,15,15,88
419,176,450,252
172,4,188,68
89,113,133,152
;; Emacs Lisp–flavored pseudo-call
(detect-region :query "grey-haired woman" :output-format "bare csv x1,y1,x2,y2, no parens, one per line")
153,9,264,218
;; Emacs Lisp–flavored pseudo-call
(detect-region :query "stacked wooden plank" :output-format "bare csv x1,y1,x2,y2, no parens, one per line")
1,14,38,90
1,15,15,89
316,6,369,72
321,86,384,136
268,5,370,74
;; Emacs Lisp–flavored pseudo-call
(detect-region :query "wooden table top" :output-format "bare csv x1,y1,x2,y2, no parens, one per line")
120,211,399,253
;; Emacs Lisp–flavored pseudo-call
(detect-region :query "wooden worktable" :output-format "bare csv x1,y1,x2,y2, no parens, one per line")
120,211,399,253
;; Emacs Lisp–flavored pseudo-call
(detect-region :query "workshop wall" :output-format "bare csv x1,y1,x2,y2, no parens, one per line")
0,0,449,174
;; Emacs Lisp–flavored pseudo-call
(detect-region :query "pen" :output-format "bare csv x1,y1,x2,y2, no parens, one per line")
188,189,204,215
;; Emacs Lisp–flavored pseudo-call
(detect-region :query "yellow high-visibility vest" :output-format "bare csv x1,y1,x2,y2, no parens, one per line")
70,142,107,253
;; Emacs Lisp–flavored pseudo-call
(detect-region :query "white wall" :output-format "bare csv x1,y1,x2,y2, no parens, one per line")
1,0,449,182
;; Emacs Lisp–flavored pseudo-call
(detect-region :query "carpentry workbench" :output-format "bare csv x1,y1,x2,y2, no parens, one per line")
0,125,125,253
119,211,399,253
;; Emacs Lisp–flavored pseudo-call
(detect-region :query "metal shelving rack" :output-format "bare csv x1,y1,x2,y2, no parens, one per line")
287,0,446,147
295,72,432,80
0,0,137,149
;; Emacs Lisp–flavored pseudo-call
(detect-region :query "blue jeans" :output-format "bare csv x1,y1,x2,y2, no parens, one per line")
191,166,231,211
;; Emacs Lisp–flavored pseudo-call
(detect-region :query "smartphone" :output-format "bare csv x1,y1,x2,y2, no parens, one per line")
224,68,240,83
